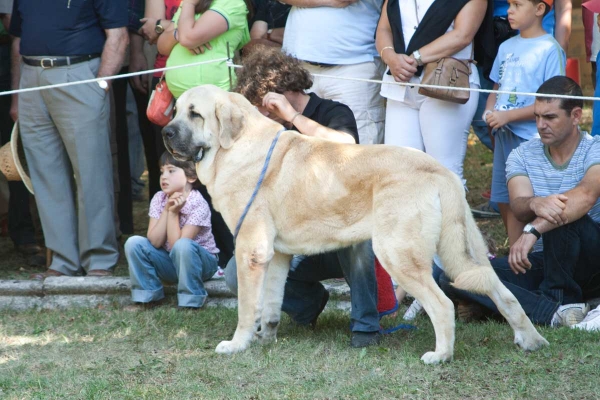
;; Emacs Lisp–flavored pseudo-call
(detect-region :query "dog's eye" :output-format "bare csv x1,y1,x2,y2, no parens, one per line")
189,108,202,119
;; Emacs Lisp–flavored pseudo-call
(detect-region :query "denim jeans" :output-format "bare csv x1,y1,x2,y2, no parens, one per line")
471,68,494,150
439,215,600,325
224,241,380,333
125,236,218,308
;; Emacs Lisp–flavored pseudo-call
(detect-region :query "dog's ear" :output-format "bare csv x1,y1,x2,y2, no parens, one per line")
215,95,246,149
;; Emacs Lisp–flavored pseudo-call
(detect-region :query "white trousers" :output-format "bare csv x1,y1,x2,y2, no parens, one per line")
302,60,386,145
384,83,479,182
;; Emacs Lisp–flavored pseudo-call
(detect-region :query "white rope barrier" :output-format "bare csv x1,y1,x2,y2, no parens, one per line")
0,57,228,97
1,56,598,103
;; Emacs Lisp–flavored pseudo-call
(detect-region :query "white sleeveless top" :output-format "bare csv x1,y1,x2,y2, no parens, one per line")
380,0,479,102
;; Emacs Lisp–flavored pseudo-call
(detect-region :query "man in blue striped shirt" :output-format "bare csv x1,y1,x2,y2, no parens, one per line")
442,76,600,331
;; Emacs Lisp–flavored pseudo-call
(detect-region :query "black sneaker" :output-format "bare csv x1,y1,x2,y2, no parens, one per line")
471,202,501,219
350,331,382,348
309,290,330,329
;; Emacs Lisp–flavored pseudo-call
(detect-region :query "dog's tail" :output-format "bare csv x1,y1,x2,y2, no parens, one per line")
435,173,496,295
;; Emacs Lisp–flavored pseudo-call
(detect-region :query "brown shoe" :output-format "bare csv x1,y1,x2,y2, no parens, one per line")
29,269,67,280
86,269,114,277
457,300,488,323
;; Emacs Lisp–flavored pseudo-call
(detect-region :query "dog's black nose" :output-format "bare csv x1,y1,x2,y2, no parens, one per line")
162,126,176,139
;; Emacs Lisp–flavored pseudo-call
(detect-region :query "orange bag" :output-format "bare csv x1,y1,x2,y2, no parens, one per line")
147,76,175,127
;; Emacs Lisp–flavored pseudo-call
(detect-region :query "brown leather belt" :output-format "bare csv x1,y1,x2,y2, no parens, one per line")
22,54,100,69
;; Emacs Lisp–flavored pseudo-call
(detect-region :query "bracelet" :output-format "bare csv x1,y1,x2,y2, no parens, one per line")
380,46,394,61
289,112,302,125
483,110,493,123
173,28,178,41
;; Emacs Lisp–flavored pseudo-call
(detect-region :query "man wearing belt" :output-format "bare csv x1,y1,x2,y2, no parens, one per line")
281,0,385,146
9,0,129,278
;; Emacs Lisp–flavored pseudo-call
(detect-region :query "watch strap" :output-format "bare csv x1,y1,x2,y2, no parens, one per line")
524,224,541,240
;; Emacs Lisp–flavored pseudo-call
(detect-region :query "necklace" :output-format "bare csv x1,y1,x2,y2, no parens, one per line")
413,0,420,30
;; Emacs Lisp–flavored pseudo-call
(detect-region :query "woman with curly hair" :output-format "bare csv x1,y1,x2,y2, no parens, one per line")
235,47,357,144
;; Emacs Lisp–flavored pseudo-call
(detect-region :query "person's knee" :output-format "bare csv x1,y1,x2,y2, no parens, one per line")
170,238,195,255
124,235,148,255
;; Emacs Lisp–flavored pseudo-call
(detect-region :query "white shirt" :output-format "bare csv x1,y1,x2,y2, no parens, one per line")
380,0,479,102
282,0,383,65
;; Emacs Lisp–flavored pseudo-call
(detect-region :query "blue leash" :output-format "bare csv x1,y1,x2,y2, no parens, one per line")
233,128,285,242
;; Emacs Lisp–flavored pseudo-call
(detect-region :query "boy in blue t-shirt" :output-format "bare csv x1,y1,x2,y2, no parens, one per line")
483,0,565,245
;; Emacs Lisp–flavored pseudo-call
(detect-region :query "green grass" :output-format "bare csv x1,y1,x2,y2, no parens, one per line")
0,305,599,399
0,109,598,398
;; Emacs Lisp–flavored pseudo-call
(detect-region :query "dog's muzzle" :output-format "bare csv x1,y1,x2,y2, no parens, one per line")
162,125,208,163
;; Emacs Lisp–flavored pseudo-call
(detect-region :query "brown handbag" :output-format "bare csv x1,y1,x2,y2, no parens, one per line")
418,57,472,104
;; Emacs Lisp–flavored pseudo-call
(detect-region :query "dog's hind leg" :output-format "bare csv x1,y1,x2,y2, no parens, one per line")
257,251,292,345
215,239,274,354
376,247,456,364
437,194,548,352
376,249,454,364
451,267,549,351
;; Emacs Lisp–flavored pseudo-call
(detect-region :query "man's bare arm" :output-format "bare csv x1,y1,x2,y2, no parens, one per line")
128,32,149,94
508,176,537,221
97,27,129,81
10,36,20,121
531,164,600,234
279,0,357,8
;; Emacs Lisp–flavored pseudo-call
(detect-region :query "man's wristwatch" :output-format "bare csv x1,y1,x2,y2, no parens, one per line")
155,19,165,34
412,49,424,67
523,223,541,239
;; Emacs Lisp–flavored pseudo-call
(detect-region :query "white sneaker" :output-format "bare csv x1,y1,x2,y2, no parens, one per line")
550,303,590,327
211,267,225,280
572,305,600,332
403,300,424,321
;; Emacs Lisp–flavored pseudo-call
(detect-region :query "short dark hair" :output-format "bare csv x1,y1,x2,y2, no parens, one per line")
159,151,201,189
535,76,583,115
234,46,313,106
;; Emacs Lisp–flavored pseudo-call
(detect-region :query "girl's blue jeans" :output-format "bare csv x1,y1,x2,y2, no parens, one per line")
125,236,218,308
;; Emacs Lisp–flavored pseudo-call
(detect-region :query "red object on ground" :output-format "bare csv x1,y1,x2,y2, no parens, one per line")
566,58,580,85
375,257,398,316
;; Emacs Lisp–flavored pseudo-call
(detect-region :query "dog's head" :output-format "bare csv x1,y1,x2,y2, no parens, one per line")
162,85,251,164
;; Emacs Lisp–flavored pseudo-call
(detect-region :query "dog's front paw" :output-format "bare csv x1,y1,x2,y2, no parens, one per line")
215,340,248,354
420,351,452,365
514,330,549,351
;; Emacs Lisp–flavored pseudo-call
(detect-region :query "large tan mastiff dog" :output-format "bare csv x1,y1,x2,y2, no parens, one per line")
162,85,548,364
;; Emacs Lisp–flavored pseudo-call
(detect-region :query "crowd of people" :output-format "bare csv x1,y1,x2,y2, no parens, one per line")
0,0,599,347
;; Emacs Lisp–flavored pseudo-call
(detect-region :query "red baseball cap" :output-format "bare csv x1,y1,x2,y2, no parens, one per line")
541,0,553,10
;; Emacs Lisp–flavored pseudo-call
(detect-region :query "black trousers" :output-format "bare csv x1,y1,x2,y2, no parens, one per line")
0,43,36,246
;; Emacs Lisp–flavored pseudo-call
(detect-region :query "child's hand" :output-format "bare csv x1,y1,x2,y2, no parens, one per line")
167,192,187,214
486,110,510,130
